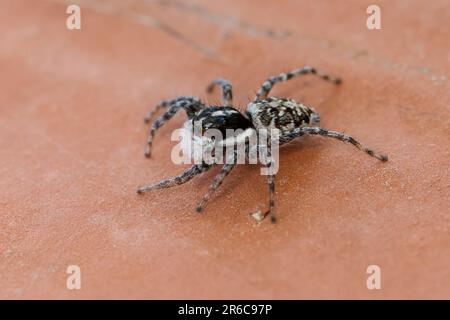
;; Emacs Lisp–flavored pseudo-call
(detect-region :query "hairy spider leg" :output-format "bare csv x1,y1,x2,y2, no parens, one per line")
144,96,203,123
206,78,233,106
297,127,388,161
263,161,277,224
145,96,205,157
196,163,236,213
136,163,212,194
253,66,341,102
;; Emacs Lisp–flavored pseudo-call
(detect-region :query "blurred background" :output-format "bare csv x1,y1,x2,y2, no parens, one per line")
0,0,449,299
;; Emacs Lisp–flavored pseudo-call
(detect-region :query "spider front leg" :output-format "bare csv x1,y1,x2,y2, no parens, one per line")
144,96,203,124
196,163,235,213
299,127,388,161
144,96,205,157
137,163,211,194
253,66,341,102
206,78,233,106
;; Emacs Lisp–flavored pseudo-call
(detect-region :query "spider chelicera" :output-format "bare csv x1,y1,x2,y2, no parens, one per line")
137,66,388,223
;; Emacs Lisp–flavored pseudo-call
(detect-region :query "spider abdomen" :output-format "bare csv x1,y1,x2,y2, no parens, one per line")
246,97,318,135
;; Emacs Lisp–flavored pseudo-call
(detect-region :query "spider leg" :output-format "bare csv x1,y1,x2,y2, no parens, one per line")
144,96,205,157
137,163,211,194
299,127,388,161
206,78,233,106
196,163,235,213
144,99,170,125
265,170,277,223
253,66,341,101
144,96,204,124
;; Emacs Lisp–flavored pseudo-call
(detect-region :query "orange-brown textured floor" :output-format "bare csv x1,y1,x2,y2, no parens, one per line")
0,0,449,299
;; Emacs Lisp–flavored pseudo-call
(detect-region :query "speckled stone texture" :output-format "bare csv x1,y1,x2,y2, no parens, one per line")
0,0,449,299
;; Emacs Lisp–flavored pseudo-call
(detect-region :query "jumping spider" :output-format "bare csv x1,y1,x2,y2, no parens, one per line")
137,66,388,223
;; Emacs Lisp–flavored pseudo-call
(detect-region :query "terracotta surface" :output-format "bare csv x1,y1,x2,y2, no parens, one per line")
1,0,449,299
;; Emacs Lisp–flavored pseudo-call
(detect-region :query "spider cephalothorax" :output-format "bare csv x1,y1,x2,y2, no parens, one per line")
137,66,388,223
